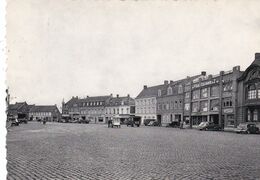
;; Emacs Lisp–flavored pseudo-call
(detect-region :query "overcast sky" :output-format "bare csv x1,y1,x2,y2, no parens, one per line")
6,0,260,108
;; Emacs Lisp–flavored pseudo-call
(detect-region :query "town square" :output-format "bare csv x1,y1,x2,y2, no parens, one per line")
7,122,260,180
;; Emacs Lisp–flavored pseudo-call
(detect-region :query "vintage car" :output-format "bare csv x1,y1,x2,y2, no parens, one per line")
166,121,180,128
126,116,141,127
235,123,260,134
10,117,19,126
144,119,156,126
198,122,221,131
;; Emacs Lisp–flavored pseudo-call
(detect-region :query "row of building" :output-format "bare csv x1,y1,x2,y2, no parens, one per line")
7,53,260,129
7,102,61,122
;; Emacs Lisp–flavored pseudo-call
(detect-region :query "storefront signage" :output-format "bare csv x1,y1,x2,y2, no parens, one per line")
192,78,219,89
223,108,233,114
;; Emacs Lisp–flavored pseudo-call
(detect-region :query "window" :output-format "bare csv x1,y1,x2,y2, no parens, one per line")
167,87,173,95
253,110,258,121
184,103,190,111
179,100,182,109
223,83,233,91
158,89,162,97
174,101,178,109
227,114,235,126
258,89,260,99
192,102,199,112
248,84,256,99
210,99,219,111
121,108,124,114
178,85,183,94
223,98,233,107
200,101,208,112
201,88,208,98
166,103,169,110
211,86,219,97
185,92,190,99
192,90,200,100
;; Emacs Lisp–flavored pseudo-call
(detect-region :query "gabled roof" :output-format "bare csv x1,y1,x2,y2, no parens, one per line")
136,84,166,99
106,96,135,106
8,102,28,111
29,105,60,113
78,96,111,103
238,53,260,81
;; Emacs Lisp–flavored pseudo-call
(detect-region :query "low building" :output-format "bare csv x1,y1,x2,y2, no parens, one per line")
237,53,260,124
7,102,32,120
104,94,135,123
29,105,61,121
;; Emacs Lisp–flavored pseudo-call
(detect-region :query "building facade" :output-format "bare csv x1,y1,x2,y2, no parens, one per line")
7,102,34,120
62,95,111,123
183,66,242,128
135,85,163,124
104,94,135,123
29,105,61,121
237,53,260,124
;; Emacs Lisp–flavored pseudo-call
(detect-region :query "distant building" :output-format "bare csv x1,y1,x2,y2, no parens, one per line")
29,105,61,121
7,102,32,120
104,94,135,123
62,95,111,123
135,84,164,124
237,53,260,124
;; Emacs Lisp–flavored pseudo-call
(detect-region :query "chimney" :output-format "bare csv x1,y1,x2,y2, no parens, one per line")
144,85,147,89
233,66,240,71
201,71,206,76
127,94,130,98
208,74,213,79
116,94,119,98
255,53,260,60
110,93,113,97
164,80,168,85
170,80,174,84
87,95,89,98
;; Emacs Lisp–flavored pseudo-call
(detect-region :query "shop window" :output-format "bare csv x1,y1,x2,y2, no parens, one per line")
247,84,256,99
200,101,208,112
192,102,199,112
201,88,208,98
211,86,219,97
192,90,200,100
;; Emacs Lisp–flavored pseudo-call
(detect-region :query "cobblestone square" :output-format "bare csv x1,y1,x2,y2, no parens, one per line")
6,122,260,180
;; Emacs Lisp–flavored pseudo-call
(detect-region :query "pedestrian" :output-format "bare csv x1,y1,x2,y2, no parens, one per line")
43,118,46,125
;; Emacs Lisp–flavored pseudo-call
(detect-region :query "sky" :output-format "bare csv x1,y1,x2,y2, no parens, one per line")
6,0,260,108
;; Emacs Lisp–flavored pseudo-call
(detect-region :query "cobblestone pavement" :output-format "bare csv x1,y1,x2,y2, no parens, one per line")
6,122,260,180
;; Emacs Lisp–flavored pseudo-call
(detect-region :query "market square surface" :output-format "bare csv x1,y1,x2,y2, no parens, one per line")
6,122,260,180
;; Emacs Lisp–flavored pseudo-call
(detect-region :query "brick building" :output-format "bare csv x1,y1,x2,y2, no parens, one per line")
183,66,242,128
237,53,260,124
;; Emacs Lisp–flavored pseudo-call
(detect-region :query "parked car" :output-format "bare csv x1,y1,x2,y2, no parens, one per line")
148,121,161,126
144,119,156,126
198,122,221,131
166,121,180,128
235,123,260,134
18,118,28,124
111,118,121,128
79,118,90,124
127,116,141,127
10,118,19,126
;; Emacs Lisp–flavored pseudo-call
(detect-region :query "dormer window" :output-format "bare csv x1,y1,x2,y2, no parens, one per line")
167,87,173,95
158,89,162,97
